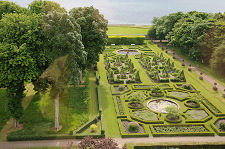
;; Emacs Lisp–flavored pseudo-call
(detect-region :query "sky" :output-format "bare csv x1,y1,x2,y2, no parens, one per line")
7,0,225,25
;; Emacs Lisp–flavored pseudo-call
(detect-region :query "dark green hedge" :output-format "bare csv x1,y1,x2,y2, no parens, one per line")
7,134,74,141
108,37,145,45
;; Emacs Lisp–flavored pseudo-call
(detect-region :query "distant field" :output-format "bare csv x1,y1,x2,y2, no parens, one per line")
107,26,151,35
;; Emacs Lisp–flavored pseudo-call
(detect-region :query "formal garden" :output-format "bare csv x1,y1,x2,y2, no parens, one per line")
96,41,225,139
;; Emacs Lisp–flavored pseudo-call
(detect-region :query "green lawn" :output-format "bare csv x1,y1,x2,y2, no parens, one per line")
162,43,225,87
0,89,10,132
97,55,120,137
7,73,97,138
107,26,151,35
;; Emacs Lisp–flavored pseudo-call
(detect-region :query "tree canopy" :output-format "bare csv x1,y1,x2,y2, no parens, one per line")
70,6,108,68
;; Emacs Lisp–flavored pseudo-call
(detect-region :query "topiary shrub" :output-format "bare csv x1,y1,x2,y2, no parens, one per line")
128,122,140,133
199,72,203,80
166,106,180,121
213,82,218,91
90,124,98,133
219,122,225,131
223,89,225,98
188,64,192,71
118,85,125,91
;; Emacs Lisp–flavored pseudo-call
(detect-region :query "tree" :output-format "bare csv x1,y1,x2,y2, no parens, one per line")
29,0,66,14
167,11,214,61
0,1,27,20
0,13,48,127
69,6,108,69
0,43,37,127
39,11,86,130
200,13,225,64
210,41,225,75
39,56,69,131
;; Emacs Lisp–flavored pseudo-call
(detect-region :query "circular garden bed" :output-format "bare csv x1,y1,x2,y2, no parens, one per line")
122,120,145,133
147,99,179,113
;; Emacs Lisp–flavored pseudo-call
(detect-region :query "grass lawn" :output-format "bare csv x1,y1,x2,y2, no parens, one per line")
0,89,10,132
97,55,120,138
107,26,151,35
163,43,225,87
7,72,97,138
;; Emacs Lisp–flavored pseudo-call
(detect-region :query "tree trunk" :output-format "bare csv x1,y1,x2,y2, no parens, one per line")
55,92,60,131
14,119,19,128
79,70,83,84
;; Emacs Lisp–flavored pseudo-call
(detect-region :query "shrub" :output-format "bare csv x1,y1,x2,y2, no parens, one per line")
90,124,98,133
219,122,225,131
77,136,119,149
213,83,218,91
128,122,140,133
188,67,192,71
151,85,162,93
118,85,125,91
191,93,204,103
166,106,180,120
199,76,203,80
182,84,191,90
223,89,225,98
182,63,185,66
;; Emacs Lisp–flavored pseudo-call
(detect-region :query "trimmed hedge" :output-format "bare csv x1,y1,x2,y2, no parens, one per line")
108,37,145,45
184,108,212,123
113,96,127,118
150,124,214,137
211,117,225,136
117,118,149,138
7,134,75,141
202,98,225,116
130,110,163,124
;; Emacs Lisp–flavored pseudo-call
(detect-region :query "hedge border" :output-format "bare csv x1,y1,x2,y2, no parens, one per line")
117,118,149,138
184,108,212,123
150,124,214,137
111,85,132,95
202,98,225,116
174,83,199,93
113,96,127,118
165,90,190,101
211,117,225,136
129,109,164,124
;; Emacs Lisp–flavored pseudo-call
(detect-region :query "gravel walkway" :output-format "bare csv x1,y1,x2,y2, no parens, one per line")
1,136,225,149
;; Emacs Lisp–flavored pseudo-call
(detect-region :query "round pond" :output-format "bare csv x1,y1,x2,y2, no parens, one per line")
147,99,179,113
116,49,139,55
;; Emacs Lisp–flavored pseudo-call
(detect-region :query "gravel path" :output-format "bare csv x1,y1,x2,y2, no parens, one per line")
1,136,225,149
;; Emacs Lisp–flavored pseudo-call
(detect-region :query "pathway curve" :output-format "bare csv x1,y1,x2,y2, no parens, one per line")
1,136,225,149
164,46,225,93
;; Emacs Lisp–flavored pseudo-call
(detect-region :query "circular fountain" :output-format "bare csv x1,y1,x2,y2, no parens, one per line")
116,49,139,55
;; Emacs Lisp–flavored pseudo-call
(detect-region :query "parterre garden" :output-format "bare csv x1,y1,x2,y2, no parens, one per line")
99,43,225,138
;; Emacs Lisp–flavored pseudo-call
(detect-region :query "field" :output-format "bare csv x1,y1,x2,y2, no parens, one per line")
107,26,151,35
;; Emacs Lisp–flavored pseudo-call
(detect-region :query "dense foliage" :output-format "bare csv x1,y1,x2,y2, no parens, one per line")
0,0,108,128
70,6,108,67
148,11,225,75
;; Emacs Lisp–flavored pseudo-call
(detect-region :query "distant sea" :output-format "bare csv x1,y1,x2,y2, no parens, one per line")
9,0,225,25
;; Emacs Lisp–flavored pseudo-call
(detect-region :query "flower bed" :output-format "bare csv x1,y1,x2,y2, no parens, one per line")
132,110,158,121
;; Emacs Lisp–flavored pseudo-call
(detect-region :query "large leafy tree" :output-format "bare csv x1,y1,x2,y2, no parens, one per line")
210,41,225,75
148,12,184,39
38,11,86,130
0,43,37,127
69,6,108,68
0,13,48,127
167,11,214,61
0,1,27,20
200,13,225,64
28,0,66,14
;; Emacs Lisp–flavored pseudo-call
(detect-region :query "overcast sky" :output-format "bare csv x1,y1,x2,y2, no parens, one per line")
7,0,225,25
